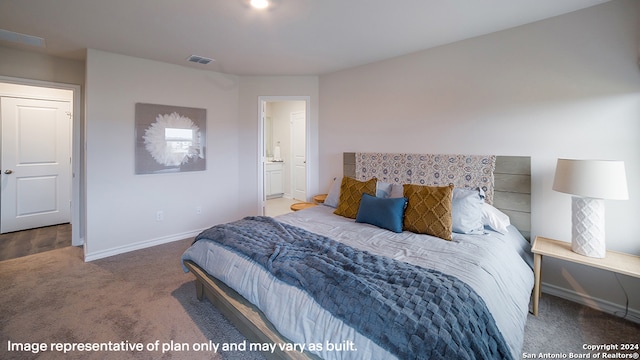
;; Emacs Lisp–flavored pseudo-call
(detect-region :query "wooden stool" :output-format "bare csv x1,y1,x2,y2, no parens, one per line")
290,202,317,211
313,194,327,203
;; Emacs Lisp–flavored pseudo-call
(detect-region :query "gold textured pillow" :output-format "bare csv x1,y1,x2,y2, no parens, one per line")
334,177,377,219
403,184,454,240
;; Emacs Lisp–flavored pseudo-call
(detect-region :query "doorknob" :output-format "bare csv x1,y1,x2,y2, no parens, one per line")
4,169,13,174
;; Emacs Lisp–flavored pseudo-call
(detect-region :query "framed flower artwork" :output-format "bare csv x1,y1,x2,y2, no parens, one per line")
135,103,206,174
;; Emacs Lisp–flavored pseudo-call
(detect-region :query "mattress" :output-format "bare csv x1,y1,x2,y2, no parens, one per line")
181,205,534,359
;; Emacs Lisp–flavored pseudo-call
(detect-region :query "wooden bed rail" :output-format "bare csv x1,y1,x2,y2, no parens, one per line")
183,260,319,360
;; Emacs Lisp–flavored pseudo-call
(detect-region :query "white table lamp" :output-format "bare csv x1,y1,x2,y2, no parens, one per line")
552,159,628,258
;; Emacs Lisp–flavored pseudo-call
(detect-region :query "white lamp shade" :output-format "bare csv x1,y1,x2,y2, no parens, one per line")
553,159,629,200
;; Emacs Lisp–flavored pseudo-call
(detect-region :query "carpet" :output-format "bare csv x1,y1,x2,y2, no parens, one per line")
522,290,640,357
0,239,265,360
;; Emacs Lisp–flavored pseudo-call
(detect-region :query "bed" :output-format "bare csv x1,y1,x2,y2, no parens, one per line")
181,153,533,360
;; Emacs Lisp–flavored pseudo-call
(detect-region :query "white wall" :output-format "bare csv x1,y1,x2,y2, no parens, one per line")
84,49,242,259
84,55,319,259
0,45,85,86
319,0,640,315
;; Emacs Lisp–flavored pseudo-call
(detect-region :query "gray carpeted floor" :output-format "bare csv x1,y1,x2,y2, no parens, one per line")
0,224,71,261
0,239,266,360
0,239,638,360
522,290,640,357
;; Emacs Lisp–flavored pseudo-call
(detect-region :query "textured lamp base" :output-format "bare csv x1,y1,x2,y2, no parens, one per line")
571,196,606,258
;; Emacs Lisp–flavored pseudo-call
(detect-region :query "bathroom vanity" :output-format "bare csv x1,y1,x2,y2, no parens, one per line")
265,161,284,198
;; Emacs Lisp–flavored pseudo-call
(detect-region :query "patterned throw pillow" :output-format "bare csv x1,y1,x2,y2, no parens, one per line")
403,184,454,240
334,177,377,219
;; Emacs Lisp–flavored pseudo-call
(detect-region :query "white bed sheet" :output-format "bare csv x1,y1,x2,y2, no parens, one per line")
182,205,534,359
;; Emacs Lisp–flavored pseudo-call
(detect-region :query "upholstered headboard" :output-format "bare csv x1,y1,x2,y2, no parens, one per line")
343,152,531,240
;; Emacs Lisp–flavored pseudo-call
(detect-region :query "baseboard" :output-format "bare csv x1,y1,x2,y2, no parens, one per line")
542,282,640,324
83,229,204,262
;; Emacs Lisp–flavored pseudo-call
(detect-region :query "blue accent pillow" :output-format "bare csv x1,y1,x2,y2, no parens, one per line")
452,187,485,234
356,193,407,233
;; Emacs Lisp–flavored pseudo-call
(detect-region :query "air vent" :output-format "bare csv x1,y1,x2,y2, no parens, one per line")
0,29,45,47
187,55,214,65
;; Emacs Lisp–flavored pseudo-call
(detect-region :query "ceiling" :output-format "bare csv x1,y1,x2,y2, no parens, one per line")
0,0,611,76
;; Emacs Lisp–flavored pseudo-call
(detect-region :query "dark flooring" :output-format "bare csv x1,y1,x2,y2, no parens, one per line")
0,223,72,261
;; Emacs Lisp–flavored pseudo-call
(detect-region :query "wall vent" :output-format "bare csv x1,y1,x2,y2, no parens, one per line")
0,29,45,47
187,55,214,65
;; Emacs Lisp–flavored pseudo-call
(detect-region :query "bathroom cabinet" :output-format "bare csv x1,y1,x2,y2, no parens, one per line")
265,162,284,198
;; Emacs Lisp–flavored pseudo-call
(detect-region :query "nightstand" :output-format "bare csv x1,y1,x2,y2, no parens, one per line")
313,194,327,203
290,202,317,211
530,236,640,316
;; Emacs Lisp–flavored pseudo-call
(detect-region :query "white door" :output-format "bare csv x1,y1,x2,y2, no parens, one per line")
291,111,306,201
1,97,71,233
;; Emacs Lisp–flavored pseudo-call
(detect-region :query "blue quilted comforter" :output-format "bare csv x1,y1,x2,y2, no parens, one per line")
194,216,512,360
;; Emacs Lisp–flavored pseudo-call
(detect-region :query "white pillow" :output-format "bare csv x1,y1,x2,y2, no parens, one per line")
481,203,511,234
327,178,398,206
452,188,485,235
376,181,393,198
389,184,405,198
324,177,342,208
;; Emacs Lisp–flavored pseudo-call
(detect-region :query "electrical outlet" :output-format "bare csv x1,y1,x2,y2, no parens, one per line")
156,210,164,221
196,206,202,215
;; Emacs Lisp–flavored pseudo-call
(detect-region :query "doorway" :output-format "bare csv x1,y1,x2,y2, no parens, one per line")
0,78,81,247
258,96,310,216
1,96,71,233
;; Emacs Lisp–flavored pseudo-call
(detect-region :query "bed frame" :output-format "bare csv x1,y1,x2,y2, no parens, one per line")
184,154,531,360
183,260,319,360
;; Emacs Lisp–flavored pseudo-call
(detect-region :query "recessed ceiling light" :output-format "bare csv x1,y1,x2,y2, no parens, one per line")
250,0,269,9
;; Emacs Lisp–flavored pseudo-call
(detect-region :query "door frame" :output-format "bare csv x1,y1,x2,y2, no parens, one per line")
0,76,82,247
257,96,310,215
